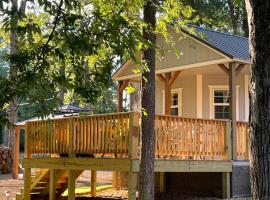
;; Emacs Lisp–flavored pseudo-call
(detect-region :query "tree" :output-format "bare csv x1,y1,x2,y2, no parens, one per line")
183,0,248,36
0,0,143,123
140,0,156,199
245,0,270,198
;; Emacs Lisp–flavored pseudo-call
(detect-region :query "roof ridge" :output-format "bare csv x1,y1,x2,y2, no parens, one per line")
188,24,248,40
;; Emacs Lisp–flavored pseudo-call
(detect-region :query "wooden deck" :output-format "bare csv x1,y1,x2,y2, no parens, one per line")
17,112,249,200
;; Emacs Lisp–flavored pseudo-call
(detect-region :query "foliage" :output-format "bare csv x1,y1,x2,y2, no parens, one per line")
182,0,248,36
0,0,145,124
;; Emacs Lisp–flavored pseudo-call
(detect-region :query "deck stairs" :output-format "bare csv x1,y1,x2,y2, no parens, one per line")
16,169,83,200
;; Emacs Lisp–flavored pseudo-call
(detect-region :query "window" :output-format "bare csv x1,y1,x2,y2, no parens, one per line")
162,88,182,116
213,90,229,119
209,85,239,120
171,92,179,116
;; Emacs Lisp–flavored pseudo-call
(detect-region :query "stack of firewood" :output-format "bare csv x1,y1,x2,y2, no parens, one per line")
0,146,13,174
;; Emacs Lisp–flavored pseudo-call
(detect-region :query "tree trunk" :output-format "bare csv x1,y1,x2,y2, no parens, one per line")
245,0,270,198
5,0,19,149
140,0,156,199
227,0,239,35
59,61,66,105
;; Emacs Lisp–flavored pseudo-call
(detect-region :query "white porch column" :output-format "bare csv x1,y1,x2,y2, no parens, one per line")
196,74,203,118
229,62,237,160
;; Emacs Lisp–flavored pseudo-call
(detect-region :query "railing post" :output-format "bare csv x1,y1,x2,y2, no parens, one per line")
68,119,74,157
222,121,232,198
128,112,139,200
25,123,31,158
225,121,232,160
128,112,140,159
91,170,97,197
13,127,20,179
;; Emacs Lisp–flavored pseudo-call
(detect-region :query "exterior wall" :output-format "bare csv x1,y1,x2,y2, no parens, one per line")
155,75,197,118
202,74,247,121
115,27,227,79
156,69,249,121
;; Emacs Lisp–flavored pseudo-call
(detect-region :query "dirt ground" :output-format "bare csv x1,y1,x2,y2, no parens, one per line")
0,171,251,200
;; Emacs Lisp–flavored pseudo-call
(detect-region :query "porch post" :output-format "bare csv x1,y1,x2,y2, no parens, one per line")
118,81,124,112
117,80,130,112
229,62,237,160
114,80,129,189
13,126,20,179
164,72,171,115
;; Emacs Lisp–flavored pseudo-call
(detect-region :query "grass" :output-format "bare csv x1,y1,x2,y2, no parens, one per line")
62,185,112,196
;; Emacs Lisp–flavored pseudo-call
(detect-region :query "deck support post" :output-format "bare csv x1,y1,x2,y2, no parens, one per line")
49,169,56,200
222,172,231,198
114,80,130,189
159,172,166,192
24,168,31,200
91,170,97,197
128,169,137,200
229,62,237,160
128,112,139,200
68,169,76,200
13,126,20,179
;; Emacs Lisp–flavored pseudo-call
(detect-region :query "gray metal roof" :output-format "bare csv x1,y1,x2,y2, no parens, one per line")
185,25,249,61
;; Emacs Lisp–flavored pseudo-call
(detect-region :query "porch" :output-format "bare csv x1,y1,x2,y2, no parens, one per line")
17,112,248,200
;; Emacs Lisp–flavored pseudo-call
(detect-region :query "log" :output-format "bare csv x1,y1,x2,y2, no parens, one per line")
0,146,13,174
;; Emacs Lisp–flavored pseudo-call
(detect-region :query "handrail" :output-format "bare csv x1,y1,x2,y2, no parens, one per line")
24,112,248,161
25,112,138,158
154,115,229,160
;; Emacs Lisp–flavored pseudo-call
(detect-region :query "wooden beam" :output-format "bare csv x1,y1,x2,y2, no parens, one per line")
24,168,31,200
218,64,229,75
157,74,165,82
128,170,137,200
164,72,171,115
159,172,166,192
131,160,232,172
222,172,231,198
23,158,130,171
49,169,56,200
120,80,130,92
236,64,245,76
13,127,20,179
169,71,181,87
91,170,97,197
229,62,237,160
68,169,76,200
118,81,123,112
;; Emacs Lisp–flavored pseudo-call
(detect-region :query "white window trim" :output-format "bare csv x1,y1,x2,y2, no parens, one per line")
162,88,183,116
208,85,240,120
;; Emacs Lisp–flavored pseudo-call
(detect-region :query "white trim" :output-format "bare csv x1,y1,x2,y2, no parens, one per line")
208,85,240,120
162,88,183,116
196,74,203,118
113,58,231,81
244,75,249,122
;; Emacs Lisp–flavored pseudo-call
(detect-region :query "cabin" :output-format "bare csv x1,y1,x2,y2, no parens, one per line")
13,25,250,200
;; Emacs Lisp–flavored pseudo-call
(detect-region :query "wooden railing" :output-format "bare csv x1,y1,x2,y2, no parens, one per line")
25,113,136,158
155,115,229,160
236,121,249,160
25,112,248,161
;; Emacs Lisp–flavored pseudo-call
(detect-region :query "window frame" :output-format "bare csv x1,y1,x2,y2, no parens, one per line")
208,85,239,120
162,88,183,116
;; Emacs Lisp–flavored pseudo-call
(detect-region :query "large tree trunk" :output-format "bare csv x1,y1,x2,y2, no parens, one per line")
5,0,19,149
140,0,156,199
245,0,270,198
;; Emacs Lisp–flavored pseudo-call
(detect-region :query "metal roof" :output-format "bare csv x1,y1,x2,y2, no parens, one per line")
186,25,249,61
